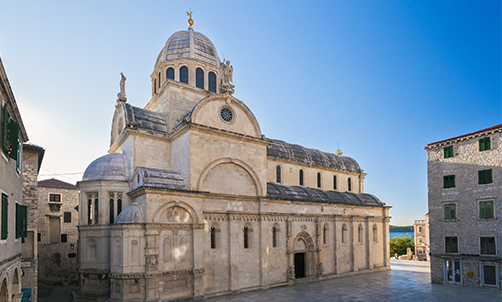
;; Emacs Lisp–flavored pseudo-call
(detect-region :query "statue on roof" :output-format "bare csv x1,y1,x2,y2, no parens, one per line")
117,72,127,102
219,60,235,94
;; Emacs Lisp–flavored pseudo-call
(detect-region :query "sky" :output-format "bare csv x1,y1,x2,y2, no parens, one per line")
0,1,500,225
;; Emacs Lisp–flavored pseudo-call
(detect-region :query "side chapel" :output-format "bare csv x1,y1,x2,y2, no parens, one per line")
74,16,391,302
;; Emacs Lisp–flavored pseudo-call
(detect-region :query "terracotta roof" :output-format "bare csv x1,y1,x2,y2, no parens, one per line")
38,178,78,190
427,124,502,146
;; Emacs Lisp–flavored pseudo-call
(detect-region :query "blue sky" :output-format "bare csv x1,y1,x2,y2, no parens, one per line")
0,1,500,225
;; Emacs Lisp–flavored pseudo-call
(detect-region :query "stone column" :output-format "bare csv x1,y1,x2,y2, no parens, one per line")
365,217,372,270
286,216,294,283
383,215,390,267
315,217,322,278
144,226,159,301
333,215,340,275
192,223,205,299
350,216,355,272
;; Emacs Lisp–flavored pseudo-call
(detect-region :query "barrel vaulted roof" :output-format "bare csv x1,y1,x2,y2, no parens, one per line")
267,139,362,173
123,103,168,135
267,183,383,206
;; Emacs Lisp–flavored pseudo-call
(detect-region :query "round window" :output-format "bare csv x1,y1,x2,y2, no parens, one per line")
220,107,233,122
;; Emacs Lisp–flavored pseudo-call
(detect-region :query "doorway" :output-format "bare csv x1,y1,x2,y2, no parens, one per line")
445,259,461,284
294,253,306,278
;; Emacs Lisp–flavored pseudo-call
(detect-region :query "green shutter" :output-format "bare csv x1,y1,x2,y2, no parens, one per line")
1,194,8,240
444,146,453,158
16,138,21,173
486,138,491,150
15,204,27,238
451,204,456,219
486,169,493,184
2,105,9,155
444,204,450,220
479,170,485,184
486,201,494,219
479,137,491,151
8,119,19,160
480,201,486,219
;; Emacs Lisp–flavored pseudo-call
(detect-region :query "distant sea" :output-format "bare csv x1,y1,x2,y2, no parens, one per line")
390,232,414,239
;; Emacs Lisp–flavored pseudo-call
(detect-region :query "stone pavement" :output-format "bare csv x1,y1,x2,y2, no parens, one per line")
37,260,502,301
206,259,502,302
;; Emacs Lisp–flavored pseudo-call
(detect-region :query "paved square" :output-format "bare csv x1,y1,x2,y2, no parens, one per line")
206,260,502,302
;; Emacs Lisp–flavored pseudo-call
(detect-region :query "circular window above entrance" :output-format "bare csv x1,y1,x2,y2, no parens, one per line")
220,107,234,123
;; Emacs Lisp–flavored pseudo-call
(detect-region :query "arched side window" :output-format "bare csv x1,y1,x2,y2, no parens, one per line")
299,169,304,186
94,198,99,224
373,225,378,242
154,79,157,94
276,165,281,183
244,226,249,249
158,72,161,88
358,224,363,243
180,66,189,84
109,197,114,224
272,226,277,247
196,68,204,89
348,178,352,192
166,67,174,80
87,198,92,225
333,175,337,190
208,72,216,92
323,224,328,245
317,172,322,188
342,224,348,243
418,226,422,233
117,197,122,216
210,226,216,249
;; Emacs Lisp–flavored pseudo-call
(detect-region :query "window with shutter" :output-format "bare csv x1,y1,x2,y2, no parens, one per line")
479,169,493,185
481,237,496,255
444,146,453,158
445,236,458,253
1,193,8,240
444,204,456,220
479,201,494,219
479,137,491,151
443,175,455,188
15,203,27,238
2,105,20,160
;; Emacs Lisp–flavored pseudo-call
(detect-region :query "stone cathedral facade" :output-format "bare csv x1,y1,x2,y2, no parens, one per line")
73,23,391,302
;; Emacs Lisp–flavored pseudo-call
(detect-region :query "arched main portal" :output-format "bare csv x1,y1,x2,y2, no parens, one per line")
292,231,315,279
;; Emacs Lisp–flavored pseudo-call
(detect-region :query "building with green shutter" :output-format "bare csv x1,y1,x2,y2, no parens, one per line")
425,124,502,289
0,56,30,302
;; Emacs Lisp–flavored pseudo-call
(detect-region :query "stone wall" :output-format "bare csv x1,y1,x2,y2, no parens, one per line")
21,147,42,302
426,127,502,288
37,185,79,285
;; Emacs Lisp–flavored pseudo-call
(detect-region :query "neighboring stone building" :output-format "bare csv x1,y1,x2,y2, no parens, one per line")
37,178,79,285
426,124,502,289
73,20,391,302
21,143,45,302
0,56,29,302
413,213,429,261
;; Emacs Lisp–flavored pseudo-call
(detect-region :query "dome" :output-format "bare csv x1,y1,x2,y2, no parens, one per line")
82,153,129,181
116,205,143,223
155,29,219,68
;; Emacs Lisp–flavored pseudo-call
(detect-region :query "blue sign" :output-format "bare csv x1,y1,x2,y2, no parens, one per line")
21,287,32,302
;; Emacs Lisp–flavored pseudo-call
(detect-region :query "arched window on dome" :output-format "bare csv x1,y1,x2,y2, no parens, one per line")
153,79,157,94
180,66,189,84
299,169,304,186
94,197,99,224
276,165,281,183
209,72,216,92
166,68,174,80
158,72,161,88
333,175,337,190
196,68,204,89
109,197,114,224
317,172,322,188
244,226,249,249
348,178,352,192
87,198,92,225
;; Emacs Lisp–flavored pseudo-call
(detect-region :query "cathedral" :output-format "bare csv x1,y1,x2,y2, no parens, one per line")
74,16,391,302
